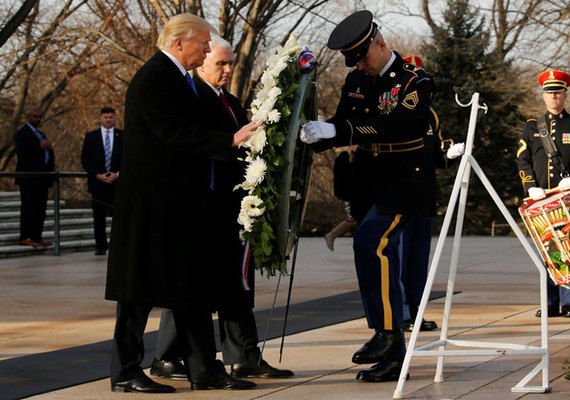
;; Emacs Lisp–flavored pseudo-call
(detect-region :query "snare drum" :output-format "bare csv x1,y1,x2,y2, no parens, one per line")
519,189,570,288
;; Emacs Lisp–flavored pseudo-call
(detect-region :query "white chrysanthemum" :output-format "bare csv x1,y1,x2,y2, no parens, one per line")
248,128,267,154
244,157,267,187
266,109,281,124
237,212,254,232
241,195,266,217
269,59,288,77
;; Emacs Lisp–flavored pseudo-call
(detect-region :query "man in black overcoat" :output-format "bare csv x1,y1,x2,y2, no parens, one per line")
13,107,55,247
150,36,293,382
80,107,123,255
104,13,258,394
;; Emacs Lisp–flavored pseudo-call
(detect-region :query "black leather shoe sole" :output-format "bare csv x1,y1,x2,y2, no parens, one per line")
231,368,294,379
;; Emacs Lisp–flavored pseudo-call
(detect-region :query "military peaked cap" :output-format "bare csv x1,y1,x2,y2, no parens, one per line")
537,70,570,92
327,10,378,67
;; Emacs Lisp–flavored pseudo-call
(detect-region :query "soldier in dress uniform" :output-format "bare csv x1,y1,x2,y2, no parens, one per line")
516,69,570,318
300,10,436,382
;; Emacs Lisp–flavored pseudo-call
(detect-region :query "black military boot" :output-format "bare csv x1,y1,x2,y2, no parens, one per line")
352,329,404,364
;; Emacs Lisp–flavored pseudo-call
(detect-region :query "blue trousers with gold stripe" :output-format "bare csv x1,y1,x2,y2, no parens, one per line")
353,205,409,331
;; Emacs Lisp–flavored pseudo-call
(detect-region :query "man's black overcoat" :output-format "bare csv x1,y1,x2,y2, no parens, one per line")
105,51,234,310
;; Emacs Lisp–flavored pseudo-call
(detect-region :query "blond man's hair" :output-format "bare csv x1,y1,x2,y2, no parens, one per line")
156,13,215,50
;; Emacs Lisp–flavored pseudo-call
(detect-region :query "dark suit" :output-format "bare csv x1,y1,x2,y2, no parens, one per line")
13,123,55,242
155,74,261,365
104,51,234,384
80,128,123,251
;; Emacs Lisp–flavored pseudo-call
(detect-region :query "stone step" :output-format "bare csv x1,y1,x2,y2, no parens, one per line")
0,191,19,201
0,217,105,235
0,227,110,245
0,208,94,223
0,199,65,212
0,238,104,258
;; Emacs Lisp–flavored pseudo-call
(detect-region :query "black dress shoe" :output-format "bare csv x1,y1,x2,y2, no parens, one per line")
356,360,404,382
535,306,560,317
191,371,256,390
111,374,175,393
94,248,107,255
403,319,438,332
561,306,570,318
231,358,294,378
352,329,404,364
150,358,188,380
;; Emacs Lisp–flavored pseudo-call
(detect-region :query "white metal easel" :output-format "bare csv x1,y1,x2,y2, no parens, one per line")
393,92,551,399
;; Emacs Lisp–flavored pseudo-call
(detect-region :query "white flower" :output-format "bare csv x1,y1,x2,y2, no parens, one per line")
244,157,267,187
248,128,267,154
241,195,265,217
267,109,281,124
238,212,254,232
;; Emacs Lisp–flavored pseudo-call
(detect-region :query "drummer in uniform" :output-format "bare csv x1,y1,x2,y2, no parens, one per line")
516,69,570,318
300,10,436,382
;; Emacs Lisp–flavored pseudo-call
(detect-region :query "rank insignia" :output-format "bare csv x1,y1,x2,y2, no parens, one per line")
563,133,570,144
402,90,419,110
378,85,400,115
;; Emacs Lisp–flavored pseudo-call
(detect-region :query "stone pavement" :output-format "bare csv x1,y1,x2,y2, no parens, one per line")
1,236,570,399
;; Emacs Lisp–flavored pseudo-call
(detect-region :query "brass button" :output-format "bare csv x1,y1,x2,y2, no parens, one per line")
364,108,369,113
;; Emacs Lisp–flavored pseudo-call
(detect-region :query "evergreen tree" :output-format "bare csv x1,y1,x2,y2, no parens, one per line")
421,0,525,235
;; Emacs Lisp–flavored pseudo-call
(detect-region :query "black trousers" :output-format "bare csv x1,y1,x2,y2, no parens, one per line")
155,304,260,365
18,184,49,241
91,195,113,250
110,301,221,384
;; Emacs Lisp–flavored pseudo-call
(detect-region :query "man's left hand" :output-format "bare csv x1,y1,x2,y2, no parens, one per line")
300,121,336,144
559,177,570,191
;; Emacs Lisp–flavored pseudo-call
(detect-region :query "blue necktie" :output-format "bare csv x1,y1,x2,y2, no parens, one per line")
104,130,112,171
30,126,49,165
185,72,198,96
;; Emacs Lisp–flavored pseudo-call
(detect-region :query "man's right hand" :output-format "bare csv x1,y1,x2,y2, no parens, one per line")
233,121,259,147
528,187,546,200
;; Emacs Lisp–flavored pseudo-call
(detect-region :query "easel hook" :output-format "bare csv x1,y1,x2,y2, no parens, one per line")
455,93,472,108
479,102,489,114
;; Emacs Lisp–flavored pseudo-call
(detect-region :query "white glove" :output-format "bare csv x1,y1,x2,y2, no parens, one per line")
528,187,547,200
559,177,570,191
446,142,465,159
300,121,336,144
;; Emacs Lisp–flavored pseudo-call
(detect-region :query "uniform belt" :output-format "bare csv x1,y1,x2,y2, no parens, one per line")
361,138,424,154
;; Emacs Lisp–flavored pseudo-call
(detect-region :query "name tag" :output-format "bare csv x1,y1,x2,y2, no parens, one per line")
348,92,365,99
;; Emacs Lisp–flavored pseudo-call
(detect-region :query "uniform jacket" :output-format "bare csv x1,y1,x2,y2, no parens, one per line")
80,128,123,197
320,52,436,216
13,124,55,187
517,109,570,194
105,51,234,310
193,74,255,309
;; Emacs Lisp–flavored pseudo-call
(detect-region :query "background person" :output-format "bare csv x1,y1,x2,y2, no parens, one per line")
150,35,293,382
516,69,570,318
81,107,123,256
301,10,436,383
399,55,464,332
104,13,258,394
13,107,55,248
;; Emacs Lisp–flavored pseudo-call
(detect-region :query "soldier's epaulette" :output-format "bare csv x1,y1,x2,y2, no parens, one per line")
403,62,420,78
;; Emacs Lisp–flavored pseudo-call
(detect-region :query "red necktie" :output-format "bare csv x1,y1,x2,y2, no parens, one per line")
219,91,239,128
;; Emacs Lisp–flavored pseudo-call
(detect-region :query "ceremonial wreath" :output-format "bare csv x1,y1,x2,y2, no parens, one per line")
236,35,317,276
